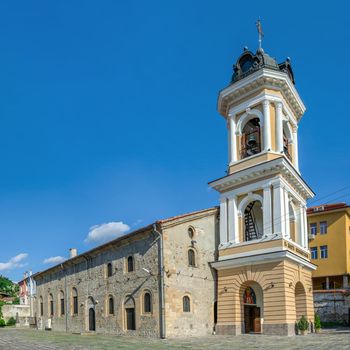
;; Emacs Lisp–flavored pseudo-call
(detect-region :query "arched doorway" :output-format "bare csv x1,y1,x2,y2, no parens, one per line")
124,295,136,330
295,282,307,321
241,282,263,334
86,297,96,332
89,308,96,331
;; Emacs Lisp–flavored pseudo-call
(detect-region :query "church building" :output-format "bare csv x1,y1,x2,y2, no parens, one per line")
32,43,316,337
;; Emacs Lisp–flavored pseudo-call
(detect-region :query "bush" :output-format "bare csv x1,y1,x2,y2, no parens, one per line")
314,314,321,330
0,319,5,327
297,315,309,331
6,317,16,326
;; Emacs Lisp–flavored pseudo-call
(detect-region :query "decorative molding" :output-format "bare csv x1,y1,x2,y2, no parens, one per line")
209,157,314,200
219,68,306,120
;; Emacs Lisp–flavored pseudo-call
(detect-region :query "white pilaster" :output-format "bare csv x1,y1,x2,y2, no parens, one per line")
298,203,305,247
263,185,272,235
275,102,284,153
292,126,299,171
284,189,290,239
272,181,286,236
219,196,228,244
303,205,308,249
228,116,237,164
262,100,271,151
227,195,239,243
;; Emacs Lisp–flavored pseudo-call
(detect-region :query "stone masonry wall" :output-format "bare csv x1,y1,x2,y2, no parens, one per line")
162,210,219,337
35,230,161,337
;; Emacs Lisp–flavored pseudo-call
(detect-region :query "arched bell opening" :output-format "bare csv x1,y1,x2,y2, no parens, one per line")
283,121,293,161
241,118,261,159
289,202,297,242
244,201,263,241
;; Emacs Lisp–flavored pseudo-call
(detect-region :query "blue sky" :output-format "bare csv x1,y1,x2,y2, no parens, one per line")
0,1,349,281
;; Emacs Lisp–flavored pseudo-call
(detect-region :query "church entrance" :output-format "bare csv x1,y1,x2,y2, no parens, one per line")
242,285,262,334
244,305,261,333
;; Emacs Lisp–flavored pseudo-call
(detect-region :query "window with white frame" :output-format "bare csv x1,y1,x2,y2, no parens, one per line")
310,223,317,235
320,221,327,234
310,247,318,260
320,245,328,259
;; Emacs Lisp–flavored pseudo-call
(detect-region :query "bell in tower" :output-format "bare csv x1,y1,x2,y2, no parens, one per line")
210,22,316,336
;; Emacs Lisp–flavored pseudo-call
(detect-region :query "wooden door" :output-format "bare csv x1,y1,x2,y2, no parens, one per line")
253,307,261,333
126,308,135,330
244,305,251,333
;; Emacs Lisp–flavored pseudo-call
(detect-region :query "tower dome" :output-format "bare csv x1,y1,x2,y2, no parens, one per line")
231,48,295,84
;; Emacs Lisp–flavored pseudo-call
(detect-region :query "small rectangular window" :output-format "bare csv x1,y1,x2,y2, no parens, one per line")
40,302,43,316
310,247,318,260
320,221,327,234
310,223,317,235
320,245,328,259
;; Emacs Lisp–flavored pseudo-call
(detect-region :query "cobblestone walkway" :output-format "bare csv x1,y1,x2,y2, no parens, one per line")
0,327,349,350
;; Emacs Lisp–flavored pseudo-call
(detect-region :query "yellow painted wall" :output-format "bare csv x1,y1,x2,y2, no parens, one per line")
216,259,314,329
308,208,350,278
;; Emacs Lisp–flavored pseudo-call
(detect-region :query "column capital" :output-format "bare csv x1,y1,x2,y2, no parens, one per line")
275,101,283,110
292,125,298,133
262,99,270,107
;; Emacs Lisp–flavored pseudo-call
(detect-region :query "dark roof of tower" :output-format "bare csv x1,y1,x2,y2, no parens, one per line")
231,47,295,84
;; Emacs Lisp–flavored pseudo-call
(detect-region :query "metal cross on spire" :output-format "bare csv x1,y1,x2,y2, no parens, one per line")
256,18,264,50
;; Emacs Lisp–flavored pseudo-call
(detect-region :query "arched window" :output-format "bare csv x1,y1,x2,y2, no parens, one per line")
72,288,78,315
127,256,134,272
39,296,43,316
108,296,114,315
188,249,196,267
107,262,113,277
244,200,263,241
143,292,152,313
183,296,191,312
49,294,54,316
59,290,65,316
188,226,195,239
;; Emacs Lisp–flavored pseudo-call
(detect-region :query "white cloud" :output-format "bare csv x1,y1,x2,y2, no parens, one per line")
0,253,28,271
85,221,130,244
43,256,66,264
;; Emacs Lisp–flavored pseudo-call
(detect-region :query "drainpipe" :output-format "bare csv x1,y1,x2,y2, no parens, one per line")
153,223,166,339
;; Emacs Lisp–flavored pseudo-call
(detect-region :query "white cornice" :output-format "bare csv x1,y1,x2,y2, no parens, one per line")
218,68,306,120
211,250,316,271
209,157,314,199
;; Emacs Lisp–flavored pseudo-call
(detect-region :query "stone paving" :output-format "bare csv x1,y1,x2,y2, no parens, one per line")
0,327,349,350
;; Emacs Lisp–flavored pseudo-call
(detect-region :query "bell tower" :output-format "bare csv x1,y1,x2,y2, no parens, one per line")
210,44,317,336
